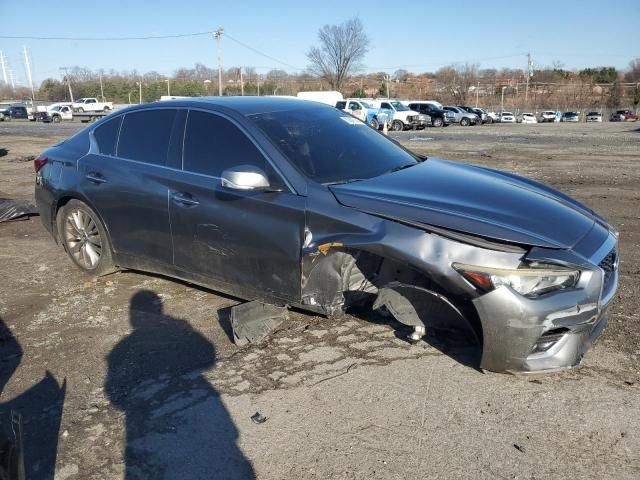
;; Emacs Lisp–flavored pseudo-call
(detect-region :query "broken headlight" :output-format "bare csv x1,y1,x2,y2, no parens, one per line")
453,263,580,297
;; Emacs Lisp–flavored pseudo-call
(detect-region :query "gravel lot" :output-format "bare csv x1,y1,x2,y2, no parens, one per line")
1,120,639,479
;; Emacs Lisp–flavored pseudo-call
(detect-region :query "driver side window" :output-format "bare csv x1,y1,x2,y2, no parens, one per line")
183,110,284,188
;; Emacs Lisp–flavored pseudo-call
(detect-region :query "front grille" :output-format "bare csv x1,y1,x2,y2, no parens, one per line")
599,248,617,289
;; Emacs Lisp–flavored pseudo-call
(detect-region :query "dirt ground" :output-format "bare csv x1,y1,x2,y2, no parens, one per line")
1,120,639,479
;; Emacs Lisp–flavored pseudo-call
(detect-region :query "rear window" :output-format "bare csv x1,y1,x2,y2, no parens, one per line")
93,116,122,156
118,109,178,166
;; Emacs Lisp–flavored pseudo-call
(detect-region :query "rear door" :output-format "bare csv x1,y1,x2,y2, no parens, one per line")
78,108,185,266
168,109,305,302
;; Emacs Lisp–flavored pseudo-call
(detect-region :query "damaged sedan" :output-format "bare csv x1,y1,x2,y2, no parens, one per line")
34,97,618,373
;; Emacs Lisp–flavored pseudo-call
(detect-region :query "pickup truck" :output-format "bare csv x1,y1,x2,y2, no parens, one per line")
72,98,113,113
335,98,392,130
369,99,429,131
40,105,74,123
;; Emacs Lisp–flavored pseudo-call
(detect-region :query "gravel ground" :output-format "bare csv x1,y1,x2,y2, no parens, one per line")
0,120,639,479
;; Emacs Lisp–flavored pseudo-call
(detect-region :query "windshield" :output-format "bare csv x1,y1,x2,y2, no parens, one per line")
502,112,513,116
360,101,372,108
390,101,409,111
250,108,418,184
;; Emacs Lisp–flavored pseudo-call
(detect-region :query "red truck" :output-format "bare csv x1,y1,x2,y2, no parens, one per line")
610,109,639,122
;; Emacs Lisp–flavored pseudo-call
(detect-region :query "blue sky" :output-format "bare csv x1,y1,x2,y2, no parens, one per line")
1,0,638,85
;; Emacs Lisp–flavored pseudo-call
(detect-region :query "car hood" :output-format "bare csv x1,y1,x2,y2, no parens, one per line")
329,159,599,248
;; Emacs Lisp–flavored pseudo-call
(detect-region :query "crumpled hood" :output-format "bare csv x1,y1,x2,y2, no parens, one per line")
329,159,599,248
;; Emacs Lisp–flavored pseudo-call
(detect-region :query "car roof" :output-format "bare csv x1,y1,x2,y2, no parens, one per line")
119,96,330,116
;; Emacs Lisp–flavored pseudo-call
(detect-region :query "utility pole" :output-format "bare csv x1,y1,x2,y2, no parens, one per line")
0,51,8,85
475,81,480,107
137,79,142,104
240,67,244,96
213,27,224,96
501,86,507,112
99,72,105,102
165,78,170,96
385,74,390,98
525,52,532,109
257,74,260,96
60,67,74,102
23,46,36,104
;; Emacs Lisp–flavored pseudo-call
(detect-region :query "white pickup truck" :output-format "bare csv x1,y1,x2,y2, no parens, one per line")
72,98,113,113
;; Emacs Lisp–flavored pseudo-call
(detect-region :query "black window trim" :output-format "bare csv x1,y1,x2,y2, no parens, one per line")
88,105,294,194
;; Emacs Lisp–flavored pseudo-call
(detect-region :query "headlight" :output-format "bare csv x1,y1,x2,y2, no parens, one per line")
453,263,580,297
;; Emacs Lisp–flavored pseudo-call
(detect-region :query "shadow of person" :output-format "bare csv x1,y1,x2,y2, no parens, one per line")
0,317,66,480
105,290,254,480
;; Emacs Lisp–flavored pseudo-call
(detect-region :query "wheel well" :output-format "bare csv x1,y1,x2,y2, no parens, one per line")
301,246,483,343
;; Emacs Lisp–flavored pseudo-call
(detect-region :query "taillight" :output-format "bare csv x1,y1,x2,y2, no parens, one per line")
34,155,48,173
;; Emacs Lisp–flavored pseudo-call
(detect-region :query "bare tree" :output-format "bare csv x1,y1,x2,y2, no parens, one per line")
434,63,479,104
306,17,369,91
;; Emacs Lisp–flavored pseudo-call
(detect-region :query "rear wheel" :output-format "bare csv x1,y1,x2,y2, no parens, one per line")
460,117,470,126
52,115,61,123
59,200,117,276
432,117,444,127
103,106,111,112
391,120,403,131
369,117,379,130
486,117,494,124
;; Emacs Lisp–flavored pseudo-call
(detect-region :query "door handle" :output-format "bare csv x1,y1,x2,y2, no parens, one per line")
172,192,200,207
85,172,107,184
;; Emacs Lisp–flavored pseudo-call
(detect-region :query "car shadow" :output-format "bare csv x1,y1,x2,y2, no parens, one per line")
0,316,66,480
0,148,8,158
104,290,255,479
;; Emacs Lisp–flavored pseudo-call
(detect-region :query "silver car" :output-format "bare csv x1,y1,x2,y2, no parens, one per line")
443,106,478,126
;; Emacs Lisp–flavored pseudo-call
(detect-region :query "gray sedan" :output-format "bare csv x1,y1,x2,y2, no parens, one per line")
34,97,618,373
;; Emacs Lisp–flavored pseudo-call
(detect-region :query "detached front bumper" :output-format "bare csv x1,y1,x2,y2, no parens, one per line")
472,235,618,373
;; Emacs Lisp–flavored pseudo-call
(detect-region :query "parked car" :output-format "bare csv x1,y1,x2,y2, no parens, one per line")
40,105,74,123
369,99,429,131
34,97,619,373
585,112,603,122
0,105,28,120
335,99,392,129
561,112,580,122
72,98,113,113
498,112,516,123
538,111,557,123
443,106,478,126
407,101,454,127
458,106,487,124
517,112,537,124
610,109,639,122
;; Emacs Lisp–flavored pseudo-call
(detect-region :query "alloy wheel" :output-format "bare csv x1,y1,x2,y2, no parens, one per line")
64,209,102,269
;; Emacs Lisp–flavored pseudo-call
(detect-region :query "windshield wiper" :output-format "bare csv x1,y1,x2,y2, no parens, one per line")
325,178,365,186
388,163,418,173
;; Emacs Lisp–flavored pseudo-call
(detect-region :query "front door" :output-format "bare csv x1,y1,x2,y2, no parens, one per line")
168,109,305,302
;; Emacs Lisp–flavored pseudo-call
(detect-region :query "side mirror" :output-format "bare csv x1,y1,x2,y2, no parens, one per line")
221,165,270,191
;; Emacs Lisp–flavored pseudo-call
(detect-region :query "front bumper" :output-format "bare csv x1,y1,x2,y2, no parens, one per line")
472,235,618,373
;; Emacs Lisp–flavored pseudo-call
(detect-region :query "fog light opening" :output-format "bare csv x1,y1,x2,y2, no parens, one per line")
531,328,570,354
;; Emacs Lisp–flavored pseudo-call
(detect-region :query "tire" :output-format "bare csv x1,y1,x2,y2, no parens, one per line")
486,117,494,124
58,200,117,276
391,120,403,131
52,115,61,123
103,106,111,112
432,117,444,127
460,117,470,127
369,117,379,130
77,107,84,113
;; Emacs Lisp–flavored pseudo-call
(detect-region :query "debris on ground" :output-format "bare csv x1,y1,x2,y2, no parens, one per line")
231,301,288,346
0,198,39,223
250,412,267,425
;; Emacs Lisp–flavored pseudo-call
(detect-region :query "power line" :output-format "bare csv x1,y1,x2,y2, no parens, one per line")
0,31,215,41
223,32,301,70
